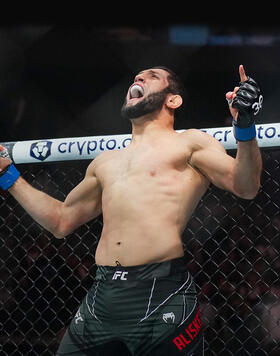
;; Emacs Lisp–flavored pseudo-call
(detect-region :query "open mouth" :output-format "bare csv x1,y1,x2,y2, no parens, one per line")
129,84,144,99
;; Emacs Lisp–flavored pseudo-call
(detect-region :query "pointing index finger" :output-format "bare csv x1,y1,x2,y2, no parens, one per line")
239,64,248,83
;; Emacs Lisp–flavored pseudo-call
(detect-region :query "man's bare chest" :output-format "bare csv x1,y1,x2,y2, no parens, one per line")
95,146,190,186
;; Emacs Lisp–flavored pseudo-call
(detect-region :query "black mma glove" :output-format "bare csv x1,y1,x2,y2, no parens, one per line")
232,76,263,141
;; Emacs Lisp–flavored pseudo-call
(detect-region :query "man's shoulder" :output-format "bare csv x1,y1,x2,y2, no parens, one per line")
97,148,121,159
90,148,123,167
177,128,209,142
178,128,208,136
87,149,122,177
178,128,225,150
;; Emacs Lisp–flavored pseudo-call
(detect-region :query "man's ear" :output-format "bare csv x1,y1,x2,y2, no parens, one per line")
166,94,183,109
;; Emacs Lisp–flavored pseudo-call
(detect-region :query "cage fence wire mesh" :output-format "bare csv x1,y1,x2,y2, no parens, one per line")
0,149,280,356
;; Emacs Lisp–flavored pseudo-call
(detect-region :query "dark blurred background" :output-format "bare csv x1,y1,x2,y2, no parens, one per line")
0,21,279,143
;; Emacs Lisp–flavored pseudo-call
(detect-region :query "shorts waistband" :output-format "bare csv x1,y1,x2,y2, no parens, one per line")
95,257,188,281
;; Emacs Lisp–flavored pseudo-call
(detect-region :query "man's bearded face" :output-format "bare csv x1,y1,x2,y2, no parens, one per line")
121,87,170,120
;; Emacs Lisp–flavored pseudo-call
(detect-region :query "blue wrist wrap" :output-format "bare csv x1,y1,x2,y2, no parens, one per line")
0,164,20,190
232,121,256,142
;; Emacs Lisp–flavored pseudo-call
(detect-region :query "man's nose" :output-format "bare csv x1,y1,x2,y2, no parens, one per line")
134,75,144,83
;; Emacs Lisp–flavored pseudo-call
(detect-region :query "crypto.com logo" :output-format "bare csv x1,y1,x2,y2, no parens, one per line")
30,141,52,161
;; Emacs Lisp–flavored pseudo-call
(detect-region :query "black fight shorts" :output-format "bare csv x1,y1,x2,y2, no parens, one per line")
56,257,204,356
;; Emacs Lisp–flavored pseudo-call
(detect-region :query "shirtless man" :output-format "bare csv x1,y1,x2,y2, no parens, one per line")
0,65,262,355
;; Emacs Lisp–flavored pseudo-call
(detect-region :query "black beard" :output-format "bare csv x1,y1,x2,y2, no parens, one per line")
121,88,170,120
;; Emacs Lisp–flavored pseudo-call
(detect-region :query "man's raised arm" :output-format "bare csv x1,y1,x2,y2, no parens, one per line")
226,65,263,198
189,65,262,199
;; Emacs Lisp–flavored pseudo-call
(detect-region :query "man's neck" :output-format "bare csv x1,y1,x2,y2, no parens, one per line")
130,112,174,143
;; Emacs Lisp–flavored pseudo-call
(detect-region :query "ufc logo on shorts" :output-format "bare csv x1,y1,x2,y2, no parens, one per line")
112,271,128,280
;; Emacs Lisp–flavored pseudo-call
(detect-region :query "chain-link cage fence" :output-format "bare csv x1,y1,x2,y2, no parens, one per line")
0,148,280,356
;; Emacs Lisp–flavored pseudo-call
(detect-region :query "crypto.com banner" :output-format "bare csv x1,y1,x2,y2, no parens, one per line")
3,123,280,164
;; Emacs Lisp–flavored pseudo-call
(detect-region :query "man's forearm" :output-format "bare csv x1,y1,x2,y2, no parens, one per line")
233,139,262,199
8,176,63,235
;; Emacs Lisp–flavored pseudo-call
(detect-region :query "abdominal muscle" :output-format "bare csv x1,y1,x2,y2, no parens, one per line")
96,208,185,266
95,166,209,267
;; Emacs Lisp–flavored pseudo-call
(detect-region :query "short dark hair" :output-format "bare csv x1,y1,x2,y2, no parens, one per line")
150,66,187,123
151,66,186,100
